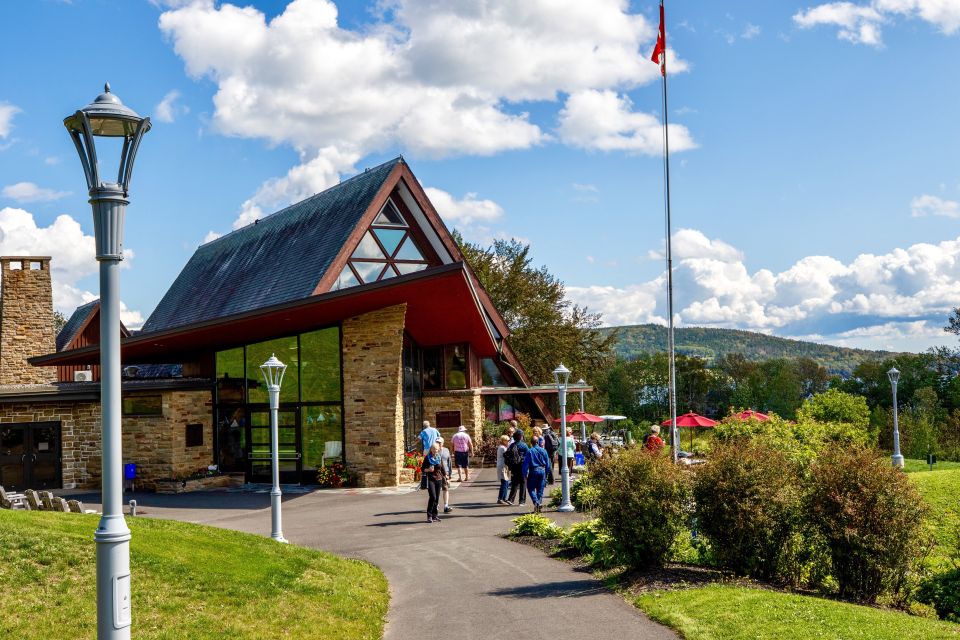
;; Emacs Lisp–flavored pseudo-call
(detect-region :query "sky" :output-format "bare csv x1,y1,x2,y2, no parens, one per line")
1,0,959,353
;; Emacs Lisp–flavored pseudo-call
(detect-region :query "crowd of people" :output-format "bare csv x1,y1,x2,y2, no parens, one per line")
419,418,667,522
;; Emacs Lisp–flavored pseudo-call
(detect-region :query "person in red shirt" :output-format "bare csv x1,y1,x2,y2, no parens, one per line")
643,425,665,453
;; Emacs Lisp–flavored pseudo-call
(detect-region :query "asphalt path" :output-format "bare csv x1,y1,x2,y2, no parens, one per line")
70,469,676,640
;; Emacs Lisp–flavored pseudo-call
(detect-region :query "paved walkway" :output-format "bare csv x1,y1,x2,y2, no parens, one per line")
73,469,675,640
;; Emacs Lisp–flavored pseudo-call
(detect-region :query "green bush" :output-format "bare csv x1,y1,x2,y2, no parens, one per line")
547,473,600,511
692,440,807,582
589,530,626,569
808,447,931,602
670,528,715,566
562,518,605,555
510,513,563,539
917,568,960,622
591,447,691,569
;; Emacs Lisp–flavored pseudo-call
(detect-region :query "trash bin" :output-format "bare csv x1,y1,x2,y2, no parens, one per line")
574,453,585,466
124,463,137,480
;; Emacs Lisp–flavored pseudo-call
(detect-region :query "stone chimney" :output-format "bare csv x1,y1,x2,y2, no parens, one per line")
0,257,57,385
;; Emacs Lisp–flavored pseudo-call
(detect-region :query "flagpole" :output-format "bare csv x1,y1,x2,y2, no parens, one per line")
658,0,679,463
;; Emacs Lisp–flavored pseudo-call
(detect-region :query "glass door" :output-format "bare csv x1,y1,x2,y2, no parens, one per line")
0,425,26,490
29,422,61,490
247,409,300,484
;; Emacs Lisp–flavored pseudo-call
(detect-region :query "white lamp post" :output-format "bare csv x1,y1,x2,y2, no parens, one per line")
577,378,588,444
65,83,150,640
260,354,288,542
888,367,904,468
554,364,574,512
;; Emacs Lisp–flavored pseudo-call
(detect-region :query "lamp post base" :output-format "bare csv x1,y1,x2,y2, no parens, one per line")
892,454,905,469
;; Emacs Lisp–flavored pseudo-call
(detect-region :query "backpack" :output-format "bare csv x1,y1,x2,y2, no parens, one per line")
505,442,525,467
545,429,559,452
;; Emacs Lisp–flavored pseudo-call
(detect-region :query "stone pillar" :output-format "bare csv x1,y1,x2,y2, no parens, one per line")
422,389,484,444
342,304,407,487
0,256,57,384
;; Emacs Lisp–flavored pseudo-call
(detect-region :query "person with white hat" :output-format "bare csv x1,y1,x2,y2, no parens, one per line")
450,425,474,482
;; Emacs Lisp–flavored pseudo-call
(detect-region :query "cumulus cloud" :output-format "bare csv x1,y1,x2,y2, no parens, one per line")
2,182,70,203
0,207,143,328
0,102,19,139
794,0,960,46
154,89,188,123
422,186,506,243
558,90,697,155
159,0,683,226
742,23,762,39
567,228,960,350
911,194,960,218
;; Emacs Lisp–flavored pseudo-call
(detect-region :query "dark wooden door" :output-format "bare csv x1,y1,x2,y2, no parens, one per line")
0,422,62,491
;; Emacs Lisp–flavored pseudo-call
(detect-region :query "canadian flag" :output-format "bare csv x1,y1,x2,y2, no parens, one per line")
650,2,666,76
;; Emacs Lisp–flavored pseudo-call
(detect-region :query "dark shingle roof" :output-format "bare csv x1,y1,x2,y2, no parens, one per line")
142,158,401,333
57,300,99,351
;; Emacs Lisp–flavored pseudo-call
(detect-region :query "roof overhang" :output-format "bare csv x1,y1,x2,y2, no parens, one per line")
32,263,501,367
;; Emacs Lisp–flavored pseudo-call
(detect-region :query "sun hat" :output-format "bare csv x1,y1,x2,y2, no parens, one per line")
457,425,467,431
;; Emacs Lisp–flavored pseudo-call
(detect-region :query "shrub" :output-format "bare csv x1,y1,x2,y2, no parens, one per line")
807,447,931,602
692,440,807,582
547,473,600,511
562,518,605,555
316,462,355,488
591,447,691,569
917,568,960,622
589,530,626,569
510,513,563,539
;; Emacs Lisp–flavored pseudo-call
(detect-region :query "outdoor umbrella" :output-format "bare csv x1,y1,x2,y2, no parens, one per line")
553,411,604,446
734,409,770,421
661,412,718,450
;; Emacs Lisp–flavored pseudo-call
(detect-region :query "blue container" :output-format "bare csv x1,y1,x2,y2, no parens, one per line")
574,453,585,466
124,463,137,480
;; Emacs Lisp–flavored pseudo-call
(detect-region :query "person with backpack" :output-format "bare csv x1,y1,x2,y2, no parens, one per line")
586,432,604,461
421,442,447,523
505,429,529,506
542,425,559,484
436,436,453,513
523,435,552,513
495,434,511,505
643,425,664,453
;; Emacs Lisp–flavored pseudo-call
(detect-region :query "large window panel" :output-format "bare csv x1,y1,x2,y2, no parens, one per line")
444,344,468,389
301,327,341,402
216,346,245,404
245,336,299,404
302,405,343,470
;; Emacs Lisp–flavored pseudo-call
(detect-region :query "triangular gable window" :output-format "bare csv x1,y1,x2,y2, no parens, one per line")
374,200,406,226
394,236,425,262
373,228,405,256
352,231,385,260
333,266,360,291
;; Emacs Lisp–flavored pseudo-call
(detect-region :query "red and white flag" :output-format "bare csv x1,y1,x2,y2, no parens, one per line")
650,2,666,76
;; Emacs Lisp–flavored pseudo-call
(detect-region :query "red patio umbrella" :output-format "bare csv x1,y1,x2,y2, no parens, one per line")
661,412,718,450
734,409,770,421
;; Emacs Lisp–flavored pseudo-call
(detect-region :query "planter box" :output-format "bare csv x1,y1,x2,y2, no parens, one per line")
154,473,245,494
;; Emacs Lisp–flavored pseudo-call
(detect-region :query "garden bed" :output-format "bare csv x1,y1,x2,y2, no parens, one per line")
154,473,245,494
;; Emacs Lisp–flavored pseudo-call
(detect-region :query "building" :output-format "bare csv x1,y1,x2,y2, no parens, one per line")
0,158,575,492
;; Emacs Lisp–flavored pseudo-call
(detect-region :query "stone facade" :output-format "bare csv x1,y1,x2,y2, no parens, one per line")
0,257,56,385
342,304,406,487
422,389,484,444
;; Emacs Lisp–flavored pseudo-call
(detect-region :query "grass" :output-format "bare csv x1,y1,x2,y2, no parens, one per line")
904,458,960,473
635,585,960,639
910,467,960,567
0,510,388,640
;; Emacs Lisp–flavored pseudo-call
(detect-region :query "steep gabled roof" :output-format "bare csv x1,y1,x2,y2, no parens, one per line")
142,157,403,333
56,300,99,351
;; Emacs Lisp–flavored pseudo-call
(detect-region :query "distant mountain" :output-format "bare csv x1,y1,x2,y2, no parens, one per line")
601,324,899,375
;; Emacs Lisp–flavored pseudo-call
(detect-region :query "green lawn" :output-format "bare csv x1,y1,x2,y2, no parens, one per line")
0,510,388,640
635,585,960,639
910,468,960,567
904,458,960,473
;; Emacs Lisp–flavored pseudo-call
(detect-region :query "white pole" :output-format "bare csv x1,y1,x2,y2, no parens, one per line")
891,378,904,469
269,383,287,542
558,381,574,512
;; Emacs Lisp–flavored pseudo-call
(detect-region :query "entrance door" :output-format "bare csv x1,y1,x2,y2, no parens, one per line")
0,422,61,491
247,409,300,484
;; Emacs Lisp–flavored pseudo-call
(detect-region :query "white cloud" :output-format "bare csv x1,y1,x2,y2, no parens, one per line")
911,194,960,218
201,230,222,244
0,103,21,141
159,0,682,227
567,228,960,350
794,1,960,46
0,207,143,325
424,187,504,226
44,156,61,166
155,90,189,123
557,90,697,155
2,182,70,203
742,23,761,39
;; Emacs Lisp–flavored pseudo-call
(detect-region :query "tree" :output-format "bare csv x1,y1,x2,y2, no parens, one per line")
798,389,870,430
53,310,68,335
455,233,616,385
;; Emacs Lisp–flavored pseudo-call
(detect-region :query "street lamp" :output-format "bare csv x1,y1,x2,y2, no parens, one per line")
65,83,150,640
260,354,288,542
553,364,574,512
888,367,904,468
577,378,588,444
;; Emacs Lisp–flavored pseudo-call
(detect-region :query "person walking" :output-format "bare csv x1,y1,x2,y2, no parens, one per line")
523,435,551,513
421,442,447,523
506,419,517,440
436,436,453,513
542,425,559,485
506,430,529,506
419,420,440,454
495,434,511,504
451,425,473,482
564,427,576,474
531,425,545,447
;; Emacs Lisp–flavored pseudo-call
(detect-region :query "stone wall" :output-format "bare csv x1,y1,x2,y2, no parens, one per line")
341,304,406,487
422,389,484,445
0,257,56,385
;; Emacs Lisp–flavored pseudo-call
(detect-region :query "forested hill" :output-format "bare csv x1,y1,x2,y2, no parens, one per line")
601,324,898,375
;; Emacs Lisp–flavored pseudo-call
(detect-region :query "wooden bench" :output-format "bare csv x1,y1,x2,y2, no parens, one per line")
0,485,27,509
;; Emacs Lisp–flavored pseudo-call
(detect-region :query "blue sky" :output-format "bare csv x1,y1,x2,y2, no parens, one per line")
1,0,959,352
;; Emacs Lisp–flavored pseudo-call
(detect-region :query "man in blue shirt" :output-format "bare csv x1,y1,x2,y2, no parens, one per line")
419,420,440,454
523,436,552,513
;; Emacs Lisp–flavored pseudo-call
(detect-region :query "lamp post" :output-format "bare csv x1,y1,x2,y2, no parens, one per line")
888,367,904,468
260,354,288,542
577,378,588,444
64,83,150,640
554,364,574,512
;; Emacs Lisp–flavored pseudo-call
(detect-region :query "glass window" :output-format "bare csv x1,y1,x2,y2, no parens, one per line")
484,396,498,422
374,199,406,226
216,406,247,472
481,358,507,387
395,262,427,275
351,260,384,283
499,396,516,421
122,395,163,416
352,231,386,260
216,347,245,403
394,236,425,262
302,405,343,471
373,228,405,256
445,344,467,389
423,347,442,390
380,265,398,280
245,336,299,404
300,327,341,402
333,266,360,291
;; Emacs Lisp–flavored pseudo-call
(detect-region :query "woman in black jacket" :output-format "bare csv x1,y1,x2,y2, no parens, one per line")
421,442,448,522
